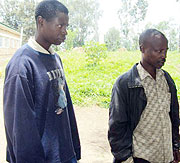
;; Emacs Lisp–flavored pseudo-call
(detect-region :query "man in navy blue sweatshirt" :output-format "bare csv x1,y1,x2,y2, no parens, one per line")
3,0,81,162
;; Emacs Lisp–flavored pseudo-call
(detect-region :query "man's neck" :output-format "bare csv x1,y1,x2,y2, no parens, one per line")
35,33,51,51
140,61,156,80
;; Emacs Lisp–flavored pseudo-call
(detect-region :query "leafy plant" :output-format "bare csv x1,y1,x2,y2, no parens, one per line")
83,41,107,66
64,29,77,50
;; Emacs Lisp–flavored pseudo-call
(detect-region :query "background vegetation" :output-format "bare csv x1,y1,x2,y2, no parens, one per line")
0,48,180,108
1,0,180,108
59,49,180,108
0,0,180,51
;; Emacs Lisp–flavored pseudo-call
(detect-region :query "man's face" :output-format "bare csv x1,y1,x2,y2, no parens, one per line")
41,12,69,46
142,35,168,69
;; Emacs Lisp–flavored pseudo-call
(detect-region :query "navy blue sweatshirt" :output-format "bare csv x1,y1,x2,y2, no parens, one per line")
3,43,81,163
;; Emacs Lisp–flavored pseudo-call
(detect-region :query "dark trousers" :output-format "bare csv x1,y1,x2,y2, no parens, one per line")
113,157,150,163
133,157,174,163
133,157,150,163
114,157,173,163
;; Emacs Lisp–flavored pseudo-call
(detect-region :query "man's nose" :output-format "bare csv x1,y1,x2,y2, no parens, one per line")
161,51,167,58
62,26,67,35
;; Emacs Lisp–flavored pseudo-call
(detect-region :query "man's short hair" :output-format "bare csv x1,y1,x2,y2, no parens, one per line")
139,29,167,47
35,0,68,22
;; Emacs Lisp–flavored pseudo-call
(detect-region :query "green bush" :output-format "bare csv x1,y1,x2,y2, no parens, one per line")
83,41,107,66
64,30,77,50
59,50,140,108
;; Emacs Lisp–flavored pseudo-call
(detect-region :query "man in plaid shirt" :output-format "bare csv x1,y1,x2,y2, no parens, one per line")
108,29,180,163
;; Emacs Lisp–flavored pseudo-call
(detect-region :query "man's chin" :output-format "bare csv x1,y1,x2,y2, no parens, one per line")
156,65,164,69
54,41,63,45
157,62,165,69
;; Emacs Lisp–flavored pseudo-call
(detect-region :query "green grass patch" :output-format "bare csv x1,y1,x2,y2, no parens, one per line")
59,50,141,108
59,50,180,108
163,51,180,99
1,50,180,108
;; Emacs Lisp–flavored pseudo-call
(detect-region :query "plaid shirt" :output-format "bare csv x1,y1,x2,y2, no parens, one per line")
130,63,173,163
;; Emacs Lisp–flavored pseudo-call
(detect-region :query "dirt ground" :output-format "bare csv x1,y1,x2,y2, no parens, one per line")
0,78,113,163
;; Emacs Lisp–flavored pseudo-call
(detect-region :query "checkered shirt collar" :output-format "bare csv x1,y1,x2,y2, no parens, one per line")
137,62,164,81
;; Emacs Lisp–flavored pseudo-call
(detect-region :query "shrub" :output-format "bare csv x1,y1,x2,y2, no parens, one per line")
64,30,77,50
83,41,107,66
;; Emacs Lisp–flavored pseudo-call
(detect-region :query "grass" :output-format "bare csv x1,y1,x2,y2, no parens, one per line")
59,50,138,108
1,50,180,108
59,50,180,108
163,51,180,98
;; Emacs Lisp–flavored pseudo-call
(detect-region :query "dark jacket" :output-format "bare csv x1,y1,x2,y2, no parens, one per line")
108,64,179,162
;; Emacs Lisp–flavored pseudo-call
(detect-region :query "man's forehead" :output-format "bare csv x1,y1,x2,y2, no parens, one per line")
147,34,166,44
48,12,69,24
56,12,69,20
153,34,162,39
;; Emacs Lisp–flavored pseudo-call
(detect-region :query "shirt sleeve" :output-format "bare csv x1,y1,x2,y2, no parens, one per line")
108,82,132,162
171,82,180,151
164,70,180,151
3,74,45,163
57,54,81,160
65,81,81,160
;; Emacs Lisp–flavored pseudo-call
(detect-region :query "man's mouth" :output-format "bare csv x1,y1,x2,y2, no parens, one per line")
158,60,166,67
57,37,66,42
160,59,166,64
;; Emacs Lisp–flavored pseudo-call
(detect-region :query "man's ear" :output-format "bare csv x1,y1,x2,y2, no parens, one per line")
140,45,145,53
37,16,44,27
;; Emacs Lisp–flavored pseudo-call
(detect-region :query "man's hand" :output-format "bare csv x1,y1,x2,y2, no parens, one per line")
172,150,180,163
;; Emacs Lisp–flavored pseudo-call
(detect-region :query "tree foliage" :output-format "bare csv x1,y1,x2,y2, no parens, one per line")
0,0,36,43
145,20,179,51
104,27,121,51
0,0,101,47
60,0,102,47
117,0,148,50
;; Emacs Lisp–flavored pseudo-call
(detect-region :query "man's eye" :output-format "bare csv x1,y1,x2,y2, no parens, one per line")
58,24,68,29
155,49,167,54
155,50,161,53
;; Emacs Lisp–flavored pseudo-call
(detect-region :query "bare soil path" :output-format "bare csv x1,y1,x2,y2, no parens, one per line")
0,78,113,163
75,106,113,163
